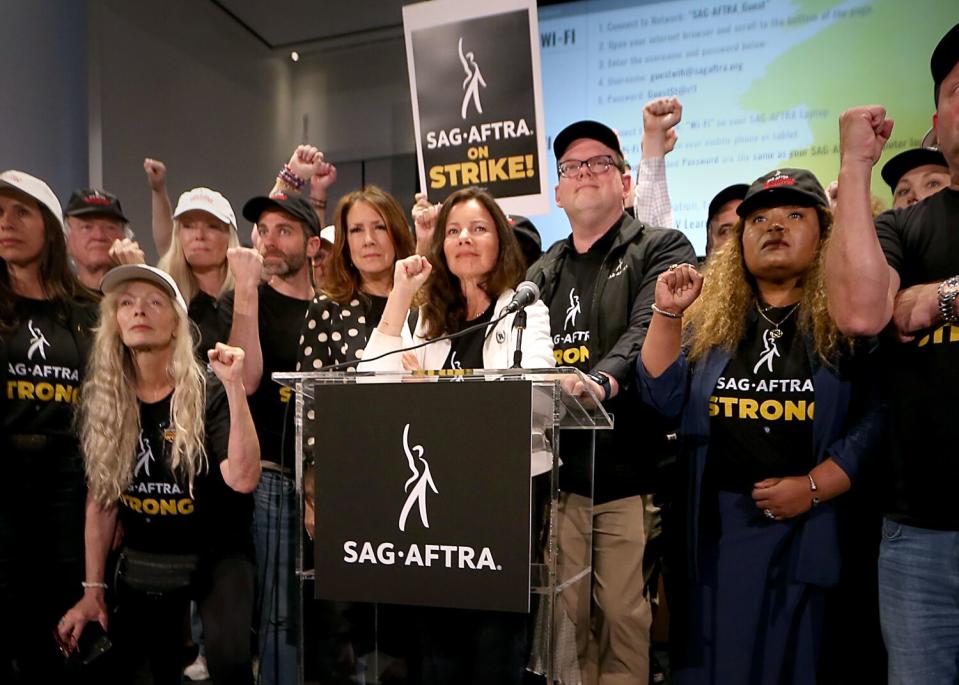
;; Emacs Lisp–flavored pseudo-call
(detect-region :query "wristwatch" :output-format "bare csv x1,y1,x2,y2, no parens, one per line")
938,275,959,325
587,372,611,401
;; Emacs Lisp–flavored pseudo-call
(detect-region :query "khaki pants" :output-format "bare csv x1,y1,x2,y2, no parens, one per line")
557,493,652,685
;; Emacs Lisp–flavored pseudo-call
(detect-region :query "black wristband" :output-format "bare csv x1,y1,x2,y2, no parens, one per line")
587,372,611,401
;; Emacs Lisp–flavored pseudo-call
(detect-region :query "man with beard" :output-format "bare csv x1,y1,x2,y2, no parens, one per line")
219,191,320,685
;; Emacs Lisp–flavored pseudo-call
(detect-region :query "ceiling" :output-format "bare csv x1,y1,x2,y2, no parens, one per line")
211,0,572,50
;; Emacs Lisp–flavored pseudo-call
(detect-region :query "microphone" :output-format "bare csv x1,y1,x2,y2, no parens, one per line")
503,281,540,313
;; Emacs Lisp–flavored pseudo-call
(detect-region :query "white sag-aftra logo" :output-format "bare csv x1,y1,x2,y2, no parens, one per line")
341,422,499,571
398,423,438,532
26,320,50,361
458,37,486,120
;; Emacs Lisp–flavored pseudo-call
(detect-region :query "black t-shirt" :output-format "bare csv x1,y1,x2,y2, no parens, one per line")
876,187,959,529
189,290,227,360
221,284,308,466
548,225,619,371
548,223,620,497
119,377,253,557
442,301,496,370
3,298,84,441
707,306,815,492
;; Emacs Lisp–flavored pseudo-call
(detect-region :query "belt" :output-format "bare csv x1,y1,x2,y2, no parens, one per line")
261,460,292,476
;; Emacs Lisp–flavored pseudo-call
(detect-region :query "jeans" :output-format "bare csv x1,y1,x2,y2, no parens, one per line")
253,471,299,685
878,518,959,684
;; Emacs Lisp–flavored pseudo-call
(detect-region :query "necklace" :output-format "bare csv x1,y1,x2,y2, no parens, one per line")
755,301,800,339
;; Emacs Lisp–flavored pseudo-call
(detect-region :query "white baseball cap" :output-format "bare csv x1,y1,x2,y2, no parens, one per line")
0,170,65,232
173,187,237,231
100,264,189,313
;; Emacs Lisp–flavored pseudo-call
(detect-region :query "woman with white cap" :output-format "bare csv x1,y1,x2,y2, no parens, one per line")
0,169,100,682
57,264,260,685
157,187,240,355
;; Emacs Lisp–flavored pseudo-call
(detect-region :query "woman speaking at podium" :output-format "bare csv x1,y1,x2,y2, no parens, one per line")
361,186,553,373
361,186,554,684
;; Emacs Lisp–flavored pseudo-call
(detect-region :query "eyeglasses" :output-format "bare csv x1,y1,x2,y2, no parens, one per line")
557,155,619,178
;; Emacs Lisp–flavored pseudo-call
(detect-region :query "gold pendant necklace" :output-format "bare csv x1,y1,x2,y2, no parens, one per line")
755,301,800,339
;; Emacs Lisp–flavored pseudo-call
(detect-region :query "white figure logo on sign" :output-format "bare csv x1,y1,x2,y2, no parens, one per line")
458,37,487,120
398,423,439,532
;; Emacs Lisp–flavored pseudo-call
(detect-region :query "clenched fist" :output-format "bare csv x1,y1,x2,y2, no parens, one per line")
654,263,703,315
208,342,246,387
227,246,264,291
642,97,682,157
143,158,167,191
838,105,894,168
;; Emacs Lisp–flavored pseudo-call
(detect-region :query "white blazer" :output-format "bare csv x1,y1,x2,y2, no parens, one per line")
358,288,555,372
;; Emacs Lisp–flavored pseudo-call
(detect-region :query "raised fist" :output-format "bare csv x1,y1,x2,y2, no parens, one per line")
227,246,264,291
208,342,246,386
310,160,337,193
143,158,167,191
654,263,703,315
838,106,894,167
642,97,682,157
287,145,321,181
393,255,432,294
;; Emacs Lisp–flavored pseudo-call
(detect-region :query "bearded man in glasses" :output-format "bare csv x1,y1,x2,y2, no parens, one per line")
527,120,695,684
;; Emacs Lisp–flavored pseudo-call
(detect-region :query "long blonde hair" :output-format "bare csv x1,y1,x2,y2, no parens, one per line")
684,206,847,364
81,289,208,505
157,217,239,303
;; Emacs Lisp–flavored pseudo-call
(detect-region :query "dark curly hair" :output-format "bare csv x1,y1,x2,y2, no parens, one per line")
419,187,526,339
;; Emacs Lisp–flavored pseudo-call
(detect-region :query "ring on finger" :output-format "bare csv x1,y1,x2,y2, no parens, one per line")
763,508,775,520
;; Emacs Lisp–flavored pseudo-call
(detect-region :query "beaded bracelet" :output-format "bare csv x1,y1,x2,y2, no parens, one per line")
82,581,108,589
277,164,306,191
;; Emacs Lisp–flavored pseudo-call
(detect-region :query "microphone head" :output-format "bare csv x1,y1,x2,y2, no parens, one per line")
515,280,540,303
504,281,541,313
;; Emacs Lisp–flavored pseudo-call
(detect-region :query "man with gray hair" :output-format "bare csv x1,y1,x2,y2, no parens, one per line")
63,187,133,289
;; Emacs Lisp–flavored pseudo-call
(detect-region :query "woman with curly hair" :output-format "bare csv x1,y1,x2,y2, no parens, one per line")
57,264,260,685
636,169,880,684
0,170,99,682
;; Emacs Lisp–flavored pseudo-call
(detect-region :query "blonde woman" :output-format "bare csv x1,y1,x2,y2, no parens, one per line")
58,264,260,685
637,169,880,684
157,187,240,354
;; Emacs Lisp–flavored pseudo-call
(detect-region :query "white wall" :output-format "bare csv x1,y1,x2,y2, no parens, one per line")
92,0,294,258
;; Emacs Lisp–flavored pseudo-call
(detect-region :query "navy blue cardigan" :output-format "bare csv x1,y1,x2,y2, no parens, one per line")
636,330,880,588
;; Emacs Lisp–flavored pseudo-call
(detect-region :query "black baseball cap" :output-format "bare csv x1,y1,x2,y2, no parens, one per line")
880,147,948,192
707,184,749,225
737,169,828,218
242,192,321,237
553,120,623,161
932,22,959,105
65,188,128,223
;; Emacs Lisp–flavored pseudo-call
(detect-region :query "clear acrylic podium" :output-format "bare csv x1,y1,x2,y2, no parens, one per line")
273,367,613,685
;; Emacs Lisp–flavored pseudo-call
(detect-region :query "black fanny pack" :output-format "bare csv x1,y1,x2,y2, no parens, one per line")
118,548,199,596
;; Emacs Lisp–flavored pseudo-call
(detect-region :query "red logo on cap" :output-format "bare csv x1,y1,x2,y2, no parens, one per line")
270,192,288,201
763,172,795,189
84,195,112,206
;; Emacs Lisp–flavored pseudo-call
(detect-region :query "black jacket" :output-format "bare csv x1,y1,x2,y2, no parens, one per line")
527,213,696,502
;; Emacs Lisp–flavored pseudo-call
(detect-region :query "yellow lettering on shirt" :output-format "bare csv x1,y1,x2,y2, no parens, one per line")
554,346,590,365
121,494,194,515
708,395,814,421
918,324,959,348
6,380,79,403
